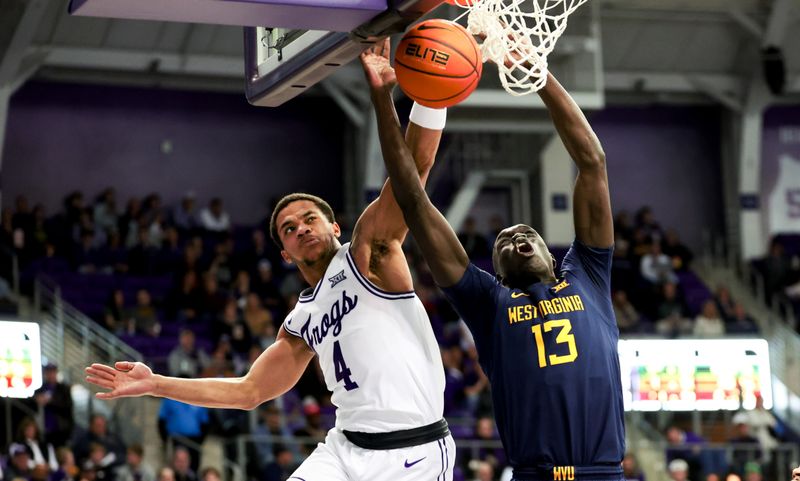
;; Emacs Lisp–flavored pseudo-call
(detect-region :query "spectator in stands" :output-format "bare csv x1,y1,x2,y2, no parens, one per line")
72,230,98,274
243,293,272,339
635,206,663,243
119,198,142,248
613,290,643,333
103,290,126,334
31,363,74,448
611,239,636,294
212,299,252,358
7,443,33,480
706,474,721,481
198,274,228,321
292,397,326,455
16,417,58,472
251,403,295,470
763,240,791,300
92,189,118,236
713,286,736,322
167,272,201,322
209,239,235,288
97,231,128,275
140,194,163,227
172,192,198,235
473,416,505,473
458,217,491,259
199,468,221,481
199,198,230,234
641,241,679,286
168,329,210,378
169,447,197,481
50,447,78,481
623,453,645,481
665,425,704,481
470,461,494,481
114,445,155,481
127,226,157,276
441,343,465,416
729,417,761,474
236,230,273,278
662,229,693,272
71,414,126,466
157,227,182,275
734,397,779,460
231,271,251,309
28,204,49,259
147,212,166,248
261,445,296,481
614,211,634,244
125,289,160,337
668,459,690,481
727,302,758,334
82,444,114,481
743,462,762,481
157,467,175,481
13,195,35,235
656,283,692,337
693,300,725,337
158,399,209,473
252,260,284,314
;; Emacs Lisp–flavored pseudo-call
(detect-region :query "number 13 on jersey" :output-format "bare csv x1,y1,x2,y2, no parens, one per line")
531,319,578,368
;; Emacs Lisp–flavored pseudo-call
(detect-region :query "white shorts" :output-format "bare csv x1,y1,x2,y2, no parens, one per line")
287,428,456,481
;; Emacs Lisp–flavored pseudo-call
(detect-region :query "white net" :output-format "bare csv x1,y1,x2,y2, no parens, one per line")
450,0,588,95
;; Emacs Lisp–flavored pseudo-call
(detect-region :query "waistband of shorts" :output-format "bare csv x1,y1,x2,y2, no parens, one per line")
342,418,450,450
513,464,623,481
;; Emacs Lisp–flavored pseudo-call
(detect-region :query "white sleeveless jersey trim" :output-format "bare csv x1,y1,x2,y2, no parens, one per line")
281,243,445,432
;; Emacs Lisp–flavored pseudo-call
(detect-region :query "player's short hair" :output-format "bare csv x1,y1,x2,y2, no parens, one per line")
270,193,335,250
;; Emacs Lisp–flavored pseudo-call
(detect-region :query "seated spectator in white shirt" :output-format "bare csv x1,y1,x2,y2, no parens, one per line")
693,300,725,337
199,198,230,233
640,242,679,286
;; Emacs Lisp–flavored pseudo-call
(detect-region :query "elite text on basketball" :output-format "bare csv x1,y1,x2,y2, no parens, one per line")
405,43,450,66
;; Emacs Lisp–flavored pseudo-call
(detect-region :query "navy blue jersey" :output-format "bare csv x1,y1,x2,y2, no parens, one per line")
442,239,625,480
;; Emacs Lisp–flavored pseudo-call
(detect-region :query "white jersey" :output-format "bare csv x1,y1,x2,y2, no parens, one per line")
282,243,445,432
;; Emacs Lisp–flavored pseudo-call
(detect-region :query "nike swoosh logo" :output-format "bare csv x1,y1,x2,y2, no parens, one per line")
511,292,529,298
404,457,426,468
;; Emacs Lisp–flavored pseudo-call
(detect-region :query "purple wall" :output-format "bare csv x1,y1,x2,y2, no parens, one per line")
591,106,724,251
2,82,346,224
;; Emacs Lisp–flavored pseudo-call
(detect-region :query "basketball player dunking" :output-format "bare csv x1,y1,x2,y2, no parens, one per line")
371,66,625,480
85,39,456,481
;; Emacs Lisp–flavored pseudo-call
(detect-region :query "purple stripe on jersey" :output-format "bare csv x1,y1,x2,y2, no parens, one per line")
344,250,416,300
298,277,324,303
437,439,445,481
444,437,450,480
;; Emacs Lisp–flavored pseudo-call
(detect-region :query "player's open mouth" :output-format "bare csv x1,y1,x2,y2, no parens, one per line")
515,241,535,257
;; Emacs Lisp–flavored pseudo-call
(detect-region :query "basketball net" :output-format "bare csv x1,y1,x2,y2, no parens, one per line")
450,0,588,95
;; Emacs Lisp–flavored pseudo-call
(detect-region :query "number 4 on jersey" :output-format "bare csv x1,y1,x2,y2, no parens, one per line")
333,340,359,391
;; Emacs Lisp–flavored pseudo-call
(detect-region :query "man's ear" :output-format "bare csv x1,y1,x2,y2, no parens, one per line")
281,250,293,265
332,222,341,239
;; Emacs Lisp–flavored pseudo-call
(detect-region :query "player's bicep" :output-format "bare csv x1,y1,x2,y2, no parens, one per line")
573,165,613,248
244,328,314,405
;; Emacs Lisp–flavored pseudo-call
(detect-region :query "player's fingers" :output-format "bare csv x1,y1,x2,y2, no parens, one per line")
115,361,134,371
86,376,114,389
85,367,115,381
96,392,119,400
380,37,390,57
89,363,118,376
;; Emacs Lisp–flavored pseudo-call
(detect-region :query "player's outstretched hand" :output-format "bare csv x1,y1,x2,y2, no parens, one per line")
85,361,156,400
360,38,397,93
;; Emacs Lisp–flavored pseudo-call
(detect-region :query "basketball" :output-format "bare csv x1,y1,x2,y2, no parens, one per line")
395,19,482,109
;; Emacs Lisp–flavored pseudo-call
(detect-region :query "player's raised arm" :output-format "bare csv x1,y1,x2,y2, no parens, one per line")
85,328,314,409
537,73,613,248
367,72,469,288
348,39,444,292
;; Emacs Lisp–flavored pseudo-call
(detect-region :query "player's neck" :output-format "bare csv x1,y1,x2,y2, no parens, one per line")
506,271,557,289
296,243,341,286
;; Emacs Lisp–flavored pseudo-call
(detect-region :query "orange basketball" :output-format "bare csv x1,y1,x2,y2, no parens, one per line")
395,19,482,109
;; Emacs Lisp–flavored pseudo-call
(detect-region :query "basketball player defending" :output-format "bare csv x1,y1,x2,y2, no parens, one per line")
85,39,455,481
371,70,625,481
